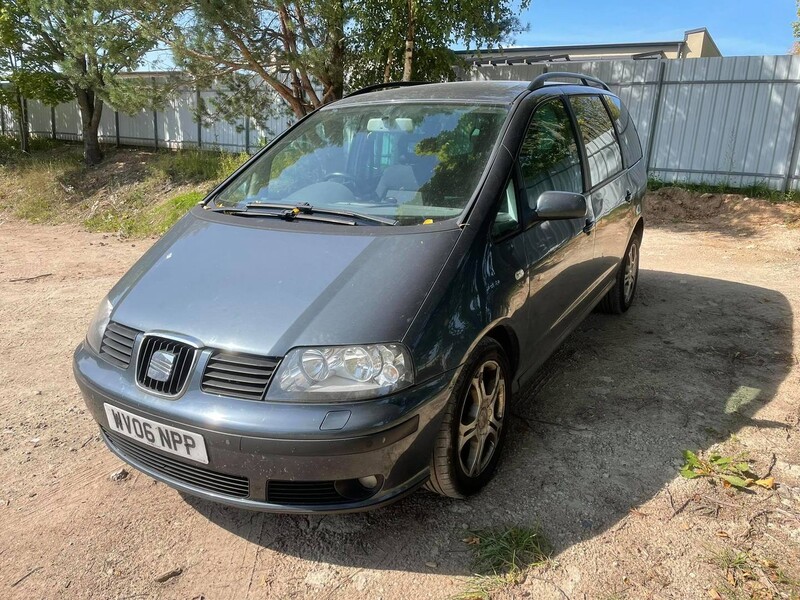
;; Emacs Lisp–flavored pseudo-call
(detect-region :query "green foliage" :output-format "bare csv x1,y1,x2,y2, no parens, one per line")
2,0,160,163
456,526,551,600
349,0,531,88
795,1,799,41
679,450,774,491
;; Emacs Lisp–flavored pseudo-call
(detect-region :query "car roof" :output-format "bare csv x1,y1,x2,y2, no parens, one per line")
331,81,531,108
329,80,613,109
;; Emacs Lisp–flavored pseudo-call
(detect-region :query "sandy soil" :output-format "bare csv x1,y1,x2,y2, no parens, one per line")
1,192,799,599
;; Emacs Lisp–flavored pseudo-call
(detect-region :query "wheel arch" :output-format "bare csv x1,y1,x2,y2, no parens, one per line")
483,324,520,379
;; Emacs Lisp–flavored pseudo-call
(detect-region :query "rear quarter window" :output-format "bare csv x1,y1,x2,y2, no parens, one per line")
604,95,643,167
569,95,624,188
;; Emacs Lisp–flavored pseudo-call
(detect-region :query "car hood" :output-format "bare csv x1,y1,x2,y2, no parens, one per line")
109,209,461,357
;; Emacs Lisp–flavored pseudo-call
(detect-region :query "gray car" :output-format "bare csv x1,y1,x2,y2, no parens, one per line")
73,73,645,513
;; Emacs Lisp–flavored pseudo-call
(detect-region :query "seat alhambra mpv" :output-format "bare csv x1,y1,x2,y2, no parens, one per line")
74,73,645,512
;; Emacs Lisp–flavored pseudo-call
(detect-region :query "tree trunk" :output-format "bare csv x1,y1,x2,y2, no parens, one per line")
328,0,345,100
383,50,394,83
76,88,104,165
402,0,416,81
16,89,29,154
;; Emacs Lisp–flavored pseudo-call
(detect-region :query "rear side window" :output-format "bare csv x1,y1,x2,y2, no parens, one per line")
569,95,624,187
604,96,643,167
518,99,584,210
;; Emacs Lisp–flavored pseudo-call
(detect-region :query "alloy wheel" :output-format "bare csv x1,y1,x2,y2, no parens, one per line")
457,360,506,478
624,241,639,304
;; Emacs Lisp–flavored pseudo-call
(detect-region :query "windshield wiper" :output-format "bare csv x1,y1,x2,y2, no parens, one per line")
245,201,398,226
206,205,359,226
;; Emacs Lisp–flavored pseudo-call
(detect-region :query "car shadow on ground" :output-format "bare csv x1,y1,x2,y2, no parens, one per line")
183,269,793,576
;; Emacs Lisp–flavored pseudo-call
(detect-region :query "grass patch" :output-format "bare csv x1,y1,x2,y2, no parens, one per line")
648,177,800,203
148,148,249,183
84,190,205,237
456,526,552,600
707,547,800,599
0,140,247,237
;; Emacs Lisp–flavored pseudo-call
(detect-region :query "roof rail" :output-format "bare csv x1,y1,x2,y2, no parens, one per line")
528,72,610,92
344,81,428,99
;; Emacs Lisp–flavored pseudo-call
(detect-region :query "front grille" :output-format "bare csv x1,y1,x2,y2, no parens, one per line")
100,322,140,369
267,480,345,505
201,352,279,401
103,428,250,498
136,337,196,396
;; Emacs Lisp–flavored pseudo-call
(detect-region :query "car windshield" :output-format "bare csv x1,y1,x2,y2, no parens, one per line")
213,103,509,225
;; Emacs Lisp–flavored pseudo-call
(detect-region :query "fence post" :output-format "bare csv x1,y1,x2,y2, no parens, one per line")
196,88,202,149
645,60,667,175
50,106,56,139
152,76,159,150
783,94,800,193
114,110,120,148
1,106,5,136
244,115,251,154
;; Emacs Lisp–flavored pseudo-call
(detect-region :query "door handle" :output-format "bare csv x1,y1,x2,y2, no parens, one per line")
624,189,633,203
583,220,595,235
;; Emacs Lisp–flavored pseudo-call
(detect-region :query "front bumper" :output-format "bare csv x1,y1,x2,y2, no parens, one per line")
73,343,457,513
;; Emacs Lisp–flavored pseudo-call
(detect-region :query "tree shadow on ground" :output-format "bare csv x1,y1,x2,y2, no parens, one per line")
184,269,793,576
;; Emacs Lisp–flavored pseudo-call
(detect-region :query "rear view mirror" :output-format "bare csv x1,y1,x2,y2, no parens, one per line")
534,191,587,220
367,117,414,133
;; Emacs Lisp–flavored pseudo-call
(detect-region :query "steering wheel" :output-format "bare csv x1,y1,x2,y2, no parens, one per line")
324,172,358,190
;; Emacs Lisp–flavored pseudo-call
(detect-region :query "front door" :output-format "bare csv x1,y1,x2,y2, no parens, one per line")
515,97,596,373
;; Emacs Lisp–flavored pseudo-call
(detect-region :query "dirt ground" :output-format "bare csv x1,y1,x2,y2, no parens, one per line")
1,190,799,599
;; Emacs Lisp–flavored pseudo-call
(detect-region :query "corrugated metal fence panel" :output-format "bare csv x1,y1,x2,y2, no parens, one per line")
98,106,116,142
199,90,246,151
27,99,51,137
159,89,199,149
651,55,800,189
117,108,156,146
54,101,82,140
1,103,18,134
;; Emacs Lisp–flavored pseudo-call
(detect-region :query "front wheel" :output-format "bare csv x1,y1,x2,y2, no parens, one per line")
599,233,641,314
425,339,510,498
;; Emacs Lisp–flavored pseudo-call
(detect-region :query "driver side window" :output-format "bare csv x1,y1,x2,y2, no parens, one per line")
519,99,584,215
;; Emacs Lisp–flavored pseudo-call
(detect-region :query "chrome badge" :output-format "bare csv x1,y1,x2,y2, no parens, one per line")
147,350,176,382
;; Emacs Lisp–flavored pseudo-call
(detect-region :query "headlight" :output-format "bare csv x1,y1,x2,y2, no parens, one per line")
85,296,113,353
266,344,414,401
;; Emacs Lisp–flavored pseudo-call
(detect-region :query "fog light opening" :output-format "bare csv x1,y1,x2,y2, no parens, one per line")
358,475,379,490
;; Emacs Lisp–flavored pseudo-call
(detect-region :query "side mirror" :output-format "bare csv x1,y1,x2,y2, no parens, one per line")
533,191,587,220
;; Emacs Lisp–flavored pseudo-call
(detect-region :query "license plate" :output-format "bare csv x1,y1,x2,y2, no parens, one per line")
104,404,208,464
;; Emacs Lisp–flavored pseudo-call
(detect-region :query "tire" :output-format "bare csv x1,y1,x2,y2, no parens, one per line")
599,233,641,315
425,338,511,498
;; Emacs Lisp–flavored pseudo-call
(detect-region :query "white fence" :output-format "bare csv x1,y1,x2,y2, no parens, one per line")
3,55,800,192
1,86,296,153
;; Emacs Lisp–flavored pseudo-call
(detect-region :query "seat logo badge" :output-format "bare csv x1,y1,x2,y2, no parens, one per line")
147,350,176,382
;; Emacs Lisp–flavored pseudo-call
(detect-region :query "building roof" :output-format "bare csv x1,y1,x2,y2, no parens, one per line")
457,28,721,64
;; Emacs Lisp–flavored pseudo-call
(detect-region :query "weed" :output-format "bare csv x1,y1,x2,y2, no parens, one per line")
456,526,552,599
708,547,800,599
679,450,775,491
